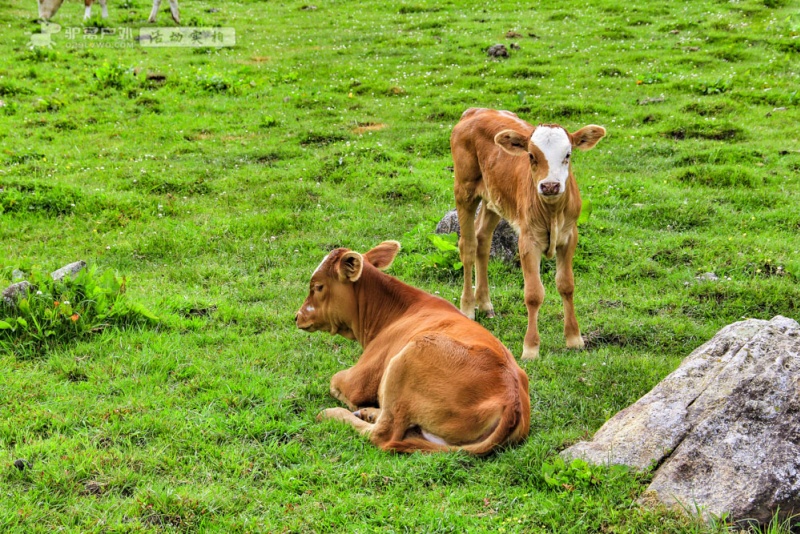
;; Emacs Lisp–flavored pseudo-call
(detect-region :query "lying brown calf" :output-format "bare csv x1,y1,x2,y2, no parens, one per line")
295,241,530,454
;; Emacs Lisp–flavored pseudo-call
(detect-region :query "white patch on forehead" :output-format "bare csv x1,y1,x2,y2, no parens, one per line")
531,126,571,185
313,252,332,276
531,126,570,157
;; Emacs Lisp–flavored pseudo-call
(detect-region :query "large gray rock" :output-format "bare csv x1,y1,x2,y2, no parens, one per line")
561,315,800,524
436,208,518,264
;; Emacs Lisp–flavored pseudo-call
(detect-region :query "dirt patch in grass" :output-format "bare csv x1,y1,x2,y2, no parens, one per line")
351,122,386,134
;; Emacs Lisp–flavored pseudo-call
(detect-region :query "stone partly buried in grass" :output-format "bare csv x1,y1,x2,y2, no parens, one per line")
13,459,31,470
2,260,86,307
561,315,800,526
436,208,518,264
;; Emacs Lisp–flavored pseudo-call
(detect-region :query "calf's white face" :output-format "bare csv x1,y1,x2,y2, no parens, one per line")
531,126,572,198
494,123,606,201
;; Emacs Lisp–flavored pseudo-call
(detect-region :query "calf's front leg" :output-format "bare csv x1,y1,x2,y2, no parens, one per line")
519,238,544,360
328,363,381,411
556,227,584,349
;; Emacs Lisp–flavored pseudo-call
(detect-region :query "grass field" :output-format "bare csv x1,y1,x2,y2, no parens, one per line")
1,0,799,531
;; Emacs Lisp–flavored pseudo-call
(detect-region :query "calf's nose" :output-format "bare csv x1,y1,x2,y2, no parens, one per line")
540,182,560,196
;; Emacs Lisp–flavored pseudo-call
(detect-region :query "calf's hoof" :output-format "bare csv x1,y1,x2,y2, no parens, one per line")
566,335,585,349
354,407,379,423
521,345,540,360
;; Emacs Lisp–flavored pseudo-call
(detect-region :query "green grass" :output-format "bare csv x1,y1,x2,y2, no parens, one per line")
1,0,799,531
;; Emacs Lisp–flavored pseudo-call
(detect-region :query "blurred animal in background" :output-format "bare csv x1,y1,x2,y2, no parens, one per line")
37,0,180,24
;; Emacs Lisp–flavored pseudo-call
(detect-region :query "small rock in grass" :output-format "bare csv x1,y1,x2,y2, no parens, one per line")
83,481,105,495
51,260,86,282
2,281,31,306
13,459,30,471
436,208,518,264
486,44,508,58
696,272,719,282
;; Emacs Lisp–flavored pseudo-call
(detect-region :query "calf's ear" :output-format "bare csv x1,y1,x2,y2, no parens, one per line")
364,241,401,271
571,125,606,151
338,252,364,282
494,129,530,156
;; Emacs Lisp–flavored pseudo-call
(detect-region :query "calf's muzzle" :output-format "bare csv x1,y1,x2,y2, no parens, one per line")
539,181,561,196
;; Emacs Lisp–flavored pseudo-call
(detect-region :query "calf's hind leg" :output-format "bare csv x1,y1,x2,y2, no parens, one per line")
452,141,483,320
455,197,480,319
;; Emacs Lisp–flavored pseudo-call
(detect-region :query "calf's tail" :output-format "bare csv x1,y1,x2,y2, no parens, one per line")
379,396,528,456
459,395,527,456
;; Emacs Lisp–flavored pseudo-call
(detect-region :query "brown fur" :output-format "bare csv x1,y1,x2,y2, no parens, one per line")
296,241,530,454
450,108,606,359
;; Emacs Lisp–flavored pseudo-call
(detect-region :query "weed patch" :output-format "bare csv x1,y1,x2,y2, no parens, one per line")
194,73,246,95
676,165,762,188
0,182,81,216
299,130,347,146
0,80,32,96
130,174,212,196
94,63,132,90
0,267,159,357
682,100,736,117
664,121,744,141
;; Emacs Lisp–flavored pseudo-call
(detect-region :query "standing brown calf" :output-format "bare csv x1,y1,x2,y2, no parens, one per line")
295,241,530,454
451,108,606,359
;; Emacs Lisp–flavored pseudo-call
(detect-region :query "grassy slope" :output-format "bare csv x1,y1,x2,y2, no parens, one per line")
1,0,798,531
